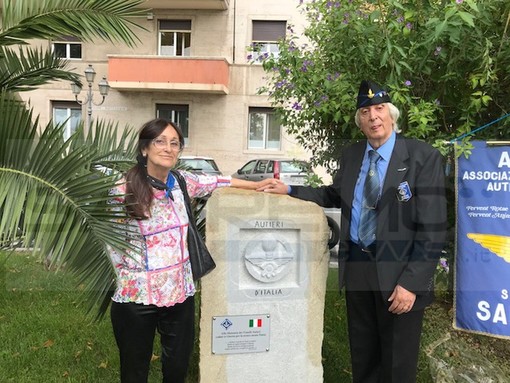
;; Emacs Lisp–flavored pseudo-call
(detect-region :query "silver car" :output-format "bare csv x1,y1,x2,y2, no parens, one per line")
232,158,311,186
178,156,222,176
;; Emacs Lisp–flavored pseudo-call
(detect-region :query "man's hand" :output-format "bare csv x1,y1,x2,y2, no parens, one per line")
257,180,288,194
387,284,416,315
254,178,280,190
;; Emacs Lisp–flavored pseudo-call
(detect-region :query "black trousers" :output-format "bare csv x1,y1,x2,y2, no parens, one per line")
110,296,195,383
345,243,424,383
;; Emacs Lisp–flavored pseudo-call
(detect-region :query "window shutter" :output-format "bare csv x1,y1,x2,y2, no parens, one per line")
249,107,274,114
52,101,81,109
53,35,81,42
158,104,189,112
159,20,192,31
252,21,286,41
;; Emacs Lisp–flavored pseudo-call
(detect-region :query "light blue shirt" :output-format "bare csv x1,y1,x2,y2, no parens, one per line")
350,131,396,243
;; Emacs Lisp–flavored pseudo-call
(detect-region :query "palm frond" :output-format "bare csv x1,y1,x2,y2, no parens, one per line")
0,92,37,167
0,91,138,317
0,0,147,47
0,0,152,319
0,46,80,92
70,119,138,173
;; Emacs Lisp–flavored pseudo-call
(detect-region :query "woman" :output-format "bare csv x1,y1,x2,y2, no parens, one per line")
108,118,276,383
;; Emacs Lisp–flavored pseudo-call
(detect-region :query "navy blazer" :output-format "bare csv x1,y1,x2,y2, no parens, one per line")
290,135,447,310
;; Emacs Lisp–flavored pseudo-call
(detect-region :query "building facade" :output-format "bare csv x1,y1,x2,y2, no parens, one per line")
13,0,312,176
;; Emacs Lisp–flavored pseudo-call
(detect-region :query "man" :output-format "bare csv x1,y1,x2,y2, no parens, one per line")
264,80,447,382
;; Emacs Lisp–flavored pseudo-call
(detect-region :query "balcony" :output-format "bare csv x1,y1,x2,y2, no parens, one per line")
144,0,229,10
107,56,229,94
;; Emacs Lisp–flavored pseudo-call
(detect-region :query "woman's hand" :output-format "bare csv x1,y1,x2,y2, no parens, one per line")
230,177,288,193
231,177,279,190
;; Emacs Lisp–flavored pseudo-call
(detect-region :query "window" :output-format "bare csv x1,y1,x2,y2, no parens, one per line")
248,107,281,150
156,104,189,144
52,101,82,140
159,20,191,56
252,20,286,61
254,160,270,174
52,36,82,59
238,160,257,175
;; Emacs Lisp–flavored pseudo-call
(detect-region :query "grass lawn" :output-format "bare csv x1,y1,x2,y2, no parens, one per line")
1,252,509,382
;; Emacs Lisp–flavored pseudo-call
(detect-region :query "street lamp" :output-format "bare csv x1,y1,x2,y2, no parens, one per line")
71,64,110,131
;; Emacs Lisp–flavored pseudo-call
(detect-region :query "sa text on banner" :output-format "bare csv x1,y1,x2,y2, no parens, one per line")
455,140,510,339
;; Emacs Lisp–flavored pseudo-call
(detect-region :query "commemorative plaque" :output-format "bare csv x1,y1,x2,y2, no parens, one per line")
211,314,270,354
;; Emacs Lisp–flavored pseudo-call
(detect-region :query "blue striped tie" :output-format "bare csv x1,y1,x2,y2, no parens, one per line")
358,150,381,248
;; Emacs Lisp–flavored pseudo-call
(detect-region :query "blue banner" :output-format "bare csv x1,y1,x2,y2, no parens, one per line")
455,140,510,338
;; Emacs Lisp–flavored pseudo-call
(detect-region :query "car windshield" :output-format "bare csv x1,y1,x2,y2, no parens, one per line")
280,161,309,173
181,159,219,172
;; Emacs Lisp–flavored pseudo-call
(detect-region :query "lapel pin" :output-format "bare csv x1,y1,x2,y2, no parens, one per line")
397,181,412,202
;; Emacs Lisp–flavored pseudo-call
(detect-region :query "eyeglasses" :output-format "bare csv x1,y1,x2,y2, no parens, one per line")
152,138,184,151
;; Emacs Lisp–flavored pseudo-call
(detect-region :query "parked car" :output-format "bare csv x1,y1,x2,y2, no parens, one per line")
177,156,223,209
232,158,340,250
178,156,222,176
232,158,312,186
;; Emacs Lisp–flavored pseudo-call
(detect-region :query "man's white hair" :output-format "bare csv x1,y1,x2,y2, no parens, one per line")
354,102,401,133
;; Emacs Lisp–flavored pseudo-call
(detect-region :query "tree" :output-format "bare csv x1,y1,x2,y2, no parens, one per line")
0,0,146,316
255,0,510,172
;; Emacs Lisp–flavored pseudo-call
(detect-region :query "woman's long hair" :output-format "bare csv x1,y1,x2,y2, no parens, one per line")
125,118,184,219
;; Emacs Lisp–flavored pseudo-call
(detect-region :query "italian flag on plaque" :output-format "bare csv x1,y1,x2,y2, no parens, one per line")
249,318,262,328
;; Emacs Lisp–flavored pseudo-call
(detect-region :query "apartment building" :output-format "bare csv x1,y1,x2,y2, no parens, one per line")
12,0,311,176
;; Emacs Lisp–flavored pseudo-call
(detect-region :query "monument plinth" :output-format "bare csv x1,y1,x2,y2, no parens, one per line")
199,188,329,382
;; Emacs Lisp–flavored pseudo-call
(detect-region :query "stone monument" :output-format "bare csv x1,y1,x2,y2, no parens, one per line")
199,188,330,382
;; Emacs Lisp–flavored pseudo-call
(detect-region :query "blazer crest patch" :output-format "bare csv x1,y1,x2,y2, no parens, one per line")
397,181,412,202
